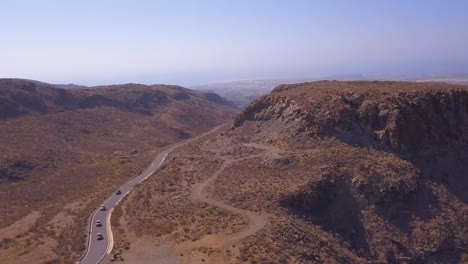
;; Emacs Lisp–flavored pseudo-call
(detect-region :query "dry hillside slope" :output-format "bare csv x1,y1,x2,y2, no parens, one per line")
0,79,237,264
114,81,467,264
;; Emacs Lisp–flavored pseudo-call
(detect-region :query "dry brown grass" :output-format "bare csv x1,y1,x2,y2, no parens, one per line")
0,79,237,263
115,81,467,264
113,145,246,248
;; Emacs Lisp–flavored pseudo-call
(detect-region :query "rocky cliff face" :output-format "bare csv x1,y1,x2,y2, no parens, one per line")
223,81,468,263
235,81,468,151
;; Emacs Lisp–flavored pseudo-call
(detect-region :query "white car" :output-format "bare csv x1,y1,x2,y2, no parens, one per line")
96,220,102,227
100,205,106,211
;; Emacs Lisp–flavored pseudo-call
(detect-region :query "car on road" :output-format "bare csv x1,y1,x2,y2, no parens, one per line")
97,233,104,240
116,189,122,195
100,205,106,211
96,220,102,227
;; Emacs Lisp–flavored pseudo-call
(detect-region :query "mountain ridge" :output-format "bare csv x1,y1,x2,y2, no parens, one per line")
0,78,237,263
0,78,236,120
112,81,468,263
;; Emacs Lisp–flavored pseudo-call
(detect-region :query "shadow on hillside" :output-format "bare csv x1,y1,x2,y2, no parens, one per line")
375,182,441,235
52,88,169,116
408,149,468,204
280,183,370,257
335,132,468,204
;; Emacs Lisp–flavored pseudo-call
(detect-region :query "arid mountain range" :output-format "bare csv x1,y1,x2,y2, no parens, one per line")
111,81,467,263
0,79,237,263
193,74,468,109
0,79,467,264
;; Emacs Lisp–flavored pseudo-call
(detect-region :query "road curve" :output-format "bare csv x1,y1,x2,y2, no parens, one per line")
78,126,223,264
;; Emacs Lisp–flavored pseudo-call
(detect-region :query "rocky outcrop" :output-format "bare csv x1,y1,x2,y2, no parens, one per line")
234,95,298,126
223,81,468,263
356,89,468,150
234,95,316,136
283,155,420,212
234,82,468,151
350,158,420,204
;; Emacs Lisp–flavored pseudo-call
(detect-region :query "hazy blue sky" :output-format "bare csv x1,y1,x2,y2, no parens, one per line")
1,0,467,86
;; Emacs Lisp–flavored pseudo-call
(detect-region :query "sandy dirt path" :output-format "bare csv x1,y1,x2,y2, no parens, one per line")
178,157,267,251
117,142,283,263
175,143,284,255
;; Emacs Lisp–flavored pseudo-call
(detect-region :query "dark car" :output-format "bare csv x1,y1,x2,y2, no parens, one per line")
100,205,106,211
97,233,104,240
96,220,102,227
116,189,122,195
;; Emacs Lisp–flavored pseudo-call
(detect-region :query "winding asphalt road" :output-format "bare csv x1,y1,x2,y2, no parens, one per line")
79,126,222,264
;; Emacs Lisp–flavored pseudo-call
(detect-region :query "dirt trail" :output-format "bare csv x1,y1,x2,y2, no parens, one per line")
117,142,282,263
175,143,283,254
185,159,265,247
242,143,283,159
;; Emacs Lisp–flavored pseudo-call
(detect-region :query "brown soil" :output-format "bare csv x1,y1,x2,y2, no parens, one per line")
0,79,237,263
115,81,468,264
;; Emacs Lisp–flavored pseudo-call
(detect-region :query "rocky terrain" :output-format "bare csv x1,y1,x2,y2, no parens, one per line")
114,81,467,263
193,75,468,109
0,79,237,264
193,78,318,109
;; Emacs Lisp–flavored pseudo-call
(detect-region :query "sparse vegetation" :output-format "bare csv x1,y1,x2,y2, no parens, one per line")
115,81,468,263
0,79,236,263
